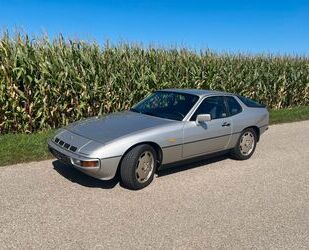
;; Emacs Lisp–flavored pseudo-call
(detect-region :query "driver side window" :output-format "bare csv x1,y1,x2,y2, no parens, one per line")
190,96,227,121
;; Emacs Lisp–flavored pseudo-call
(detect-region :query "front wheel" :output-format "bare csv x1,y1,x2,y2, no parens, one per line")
230,128,257,160
120,144,157,190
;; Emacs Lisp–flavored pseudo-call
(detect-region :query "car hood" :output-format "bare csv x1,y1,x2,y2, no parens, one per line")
66,111,173,145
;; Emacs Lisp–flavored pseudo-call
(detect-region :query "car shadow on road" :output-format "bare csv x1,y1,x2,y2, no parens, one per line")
52,160,119,189
53,152,230,188
157,152,230,177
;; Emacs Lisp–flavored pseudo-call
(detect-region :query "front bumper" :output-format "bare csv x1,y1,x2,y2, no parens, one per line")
48,139,121,180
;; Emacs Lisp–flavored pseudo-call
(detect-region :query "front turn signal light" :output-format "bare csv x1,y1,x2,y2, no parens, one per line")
72,159,99,167
80,160,99,167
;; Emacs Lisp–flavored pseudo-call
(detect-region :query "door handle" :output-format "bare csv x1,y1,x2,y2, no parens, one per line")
222,122,231,127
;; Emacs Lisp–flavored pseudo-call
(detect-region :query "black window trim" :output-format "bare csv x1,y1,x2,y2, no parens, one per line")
236,94,266,108
156,90,200,101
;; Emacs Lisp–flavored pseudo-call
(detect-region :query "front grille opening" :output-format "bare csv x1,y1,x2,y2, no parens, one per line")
49,147,71,165
54,137,78,153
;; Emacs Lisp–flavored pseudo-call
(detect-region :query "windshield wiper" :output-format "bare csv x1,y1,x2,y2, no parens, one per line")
131,109,158,118
143,111,157,117
130,108,140,113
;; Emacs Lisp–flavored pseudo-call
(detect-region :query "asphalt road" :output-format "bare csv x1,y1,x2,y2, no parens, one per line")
1,120,309,249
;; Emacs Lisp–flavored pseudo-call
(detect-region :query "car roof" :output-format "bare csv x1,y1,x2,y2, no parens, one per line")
158,88,233,97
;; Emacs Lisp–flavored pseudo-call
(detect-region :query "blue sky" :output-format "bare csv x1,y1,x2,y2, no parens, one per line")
1,0,308,54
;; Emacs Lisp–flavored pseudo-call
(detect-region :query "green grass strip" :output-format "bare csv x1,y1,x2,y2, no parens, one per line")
269,106,309,124
0,130,55,167
0,106,308,167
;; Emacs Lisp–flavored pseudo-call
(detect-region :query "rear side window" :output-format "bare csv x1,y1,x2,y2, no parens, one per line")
237,95,266,108
225,96,242,116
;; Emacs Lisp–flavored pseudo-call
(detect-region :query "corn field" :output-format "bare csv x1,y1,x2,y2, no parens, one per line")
0,33,308,133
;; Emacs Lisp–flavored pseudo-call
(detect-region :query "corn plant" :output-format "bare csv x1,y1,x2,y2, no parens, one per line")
0,32,308,133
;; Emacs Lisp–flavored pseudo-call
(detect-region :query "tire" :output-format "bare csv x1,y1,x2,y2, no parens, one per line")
120,144,157,190
230,128,257,160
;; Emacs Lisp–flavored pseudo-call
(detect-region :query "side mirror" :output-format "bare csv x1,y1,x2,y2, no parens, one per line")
196,114,211,124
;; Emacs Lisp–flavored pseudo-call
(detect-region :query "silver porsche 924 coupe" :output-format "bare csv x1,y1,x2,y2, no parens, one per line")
48,89,269,190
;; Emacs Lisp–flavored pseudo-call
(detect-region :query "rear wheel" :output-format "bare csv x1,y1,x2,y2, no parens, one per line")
231,128,257,160
120,144,157,190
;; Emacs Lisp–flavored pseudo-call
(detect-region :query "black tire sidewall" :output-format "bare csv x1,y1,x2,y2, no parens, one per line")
120,144,157,190
233,128,257,160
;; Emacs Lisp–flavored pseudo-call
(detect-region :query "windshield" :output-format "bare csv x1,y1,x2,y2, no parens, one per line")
131,91,199,121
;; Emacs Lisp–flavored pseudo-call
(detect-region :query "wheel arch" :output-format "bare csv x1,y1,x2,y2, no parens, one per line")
117,141,163,171
244,126,260,142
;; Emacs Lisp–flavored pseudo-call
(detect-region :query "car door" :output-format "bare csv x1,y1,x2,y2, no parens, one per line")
182,96,232,158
